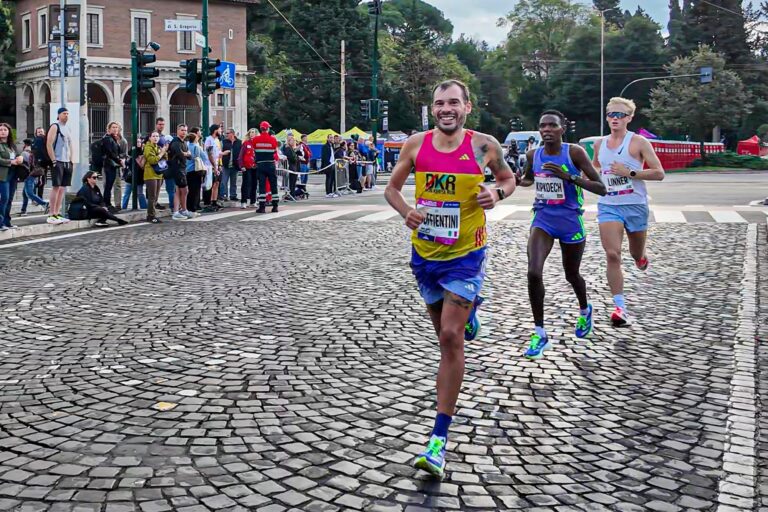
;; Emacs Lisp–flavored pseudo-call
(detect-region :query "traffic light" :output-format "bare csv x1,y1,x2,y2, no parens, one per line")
201,58,222,96
367,0,382,15
360,99,370,120
370,99,381,119
381,100,389,118
180,59,198,94
137,52,159,92
568,120,576,135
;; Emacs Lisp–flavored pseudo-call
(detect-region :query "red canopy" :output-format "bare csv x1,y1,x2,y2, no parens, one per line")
737,135,761,156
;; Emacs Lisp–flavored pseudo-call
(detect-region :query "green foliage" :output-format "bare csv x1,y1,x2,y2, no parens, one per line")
649,46,751,140
689,151,768,169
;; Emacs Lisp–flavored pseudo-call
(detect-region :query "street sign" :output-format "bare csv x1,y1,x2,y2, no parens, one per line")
421,105,429,131
164,19,202,32
194,32,206,48
48,41,80,78
216,61,236,89
49,4,80,40
700,66,713,84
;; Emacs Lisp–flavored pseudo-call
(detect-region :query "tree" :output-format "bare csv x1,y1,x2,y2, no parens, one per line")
648,46,751,141
245,0,372,132
0,1,16,123
593,0,625,26
667,0,689,57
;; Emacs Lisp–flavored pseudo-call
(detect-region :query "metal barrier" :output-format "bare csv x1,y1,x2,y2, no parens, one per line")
335,160,353,195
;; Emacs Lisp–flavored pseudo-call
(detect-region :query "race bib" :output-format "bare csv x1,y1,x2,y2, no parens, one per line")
416,198,460,245
534,173,565,204
603,171,634,196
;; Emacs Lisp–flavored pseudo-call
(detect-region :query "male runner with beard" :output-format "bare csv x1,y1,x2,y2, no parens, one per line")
385,79,517,478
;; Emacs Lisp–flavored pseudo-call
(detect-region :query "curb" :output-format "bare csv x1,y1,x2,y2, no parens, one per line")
0,209,172,243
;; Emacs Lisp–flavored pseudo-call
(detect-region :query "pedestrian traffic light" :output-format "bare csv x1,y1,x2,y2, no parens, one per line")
201,58,222,96
361,99,370,120
510,116,523,131
136,51,159,92
367,0,382,15
381,100,389,118
179,59,198,94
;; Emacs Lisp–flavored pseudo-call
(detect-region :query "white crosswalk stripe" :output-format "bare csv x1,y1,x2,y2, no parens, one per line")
485,205,529,221
708,210,747,223
653,210,687,223
241,209,309,222
300,209,359,221
356,210,401,222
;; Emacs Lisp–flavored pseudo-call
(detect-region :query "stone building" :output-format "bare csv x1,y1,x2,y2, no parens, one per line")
14,0,253,141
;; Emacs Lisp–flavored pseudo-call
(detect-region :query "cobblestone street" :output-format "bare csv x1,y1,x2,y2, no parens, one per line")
0,219,763,512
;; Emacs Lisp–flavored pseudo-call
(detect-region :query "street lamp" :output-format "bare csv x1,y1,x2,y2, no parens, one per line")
598,8,619,137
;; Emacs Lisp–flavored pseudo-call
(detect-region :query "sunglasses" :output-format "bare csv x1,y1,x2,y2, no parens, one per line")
607,112,630,119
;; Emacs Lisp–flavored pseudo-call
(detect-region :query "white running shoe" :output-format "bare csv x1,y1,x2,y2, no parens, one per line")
172,212,187,221
182,210,195,219
240,203,247,209
610,307,633,327
46,216,61,225
59,216,71,224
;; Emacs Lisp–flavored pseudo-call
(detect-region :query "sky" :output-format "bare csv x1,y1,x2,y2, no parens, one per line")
425,0,674,45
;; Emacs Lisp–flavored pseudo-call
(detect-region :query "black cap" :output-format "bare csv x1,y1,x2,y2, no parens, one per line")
57,107,68,115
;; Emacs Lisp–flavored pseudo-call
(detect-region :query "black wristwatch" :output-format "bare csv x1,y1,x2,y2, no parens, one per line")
496,188,506,201
629,170,637,178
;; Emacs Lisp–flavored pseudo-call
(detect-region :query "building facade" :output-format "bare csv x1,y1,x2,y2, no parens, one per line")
14,0,252,141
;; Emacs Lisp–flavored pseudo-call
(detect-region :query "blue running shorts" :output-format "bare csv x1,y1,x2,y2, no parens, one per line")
597,203,649,233
530,208,586,244
410,247,486,305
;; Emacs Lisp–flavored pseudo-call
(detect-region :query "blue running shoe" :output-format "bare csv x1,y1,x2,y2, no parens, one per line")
413,435,447,478
575,304,593,339
524,333,551,360
464,296,484,341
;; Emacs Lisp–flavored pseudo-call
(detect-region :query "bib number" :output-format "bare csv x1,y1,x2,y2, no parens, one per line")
534,173,565,204
603,171,634,196
416,198,460,245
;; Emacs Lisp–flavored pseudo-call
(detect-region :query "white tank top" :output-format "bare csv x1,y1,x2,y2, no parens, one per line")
597,131,647,205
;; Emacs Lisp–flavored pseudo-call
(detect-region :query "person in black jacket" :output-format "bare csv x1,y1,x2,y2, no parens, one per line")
321,134,337,197
101,122,123,213
76,171,128,226
221,129,242,202
31,127,49,200
167,124,191,219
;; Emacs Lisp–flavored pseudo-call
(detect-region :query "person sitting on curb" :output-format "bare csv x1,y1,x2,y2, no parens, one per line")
76,171,128,227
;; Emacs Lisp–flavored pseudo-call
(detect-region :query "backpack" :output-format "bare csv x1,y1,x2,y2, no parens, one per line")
241,142,256,169
90,139,105,172
68,198,88,220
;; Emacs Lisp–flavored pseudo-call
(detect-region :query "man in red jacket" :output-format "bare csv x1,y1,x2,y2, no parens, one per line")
252,121,280,213
238,128,258,208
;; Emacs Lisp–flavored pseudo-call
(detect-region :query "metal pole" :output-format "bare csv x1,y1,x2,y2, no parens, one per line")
340,40,346,134
619,73,702,98
59,0,66,109
371,9,379,145
131,42,139,210
600,12,604,137
222,36,227,131
202,0,209,137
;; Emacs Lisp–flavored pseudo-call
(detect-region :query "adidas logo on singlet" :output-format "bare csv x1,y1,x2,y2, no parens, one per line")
459,154,470,161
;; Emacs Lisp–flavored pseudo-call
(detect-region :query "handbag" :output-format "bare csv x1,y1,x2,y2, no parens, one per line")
30,164,46,178
194,157,205,173
204,167,213,190
68,199,88,220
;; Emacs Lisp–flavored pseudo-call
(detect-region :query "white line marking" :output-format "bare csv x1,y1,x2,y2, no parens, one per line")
356,210,401,222
652,210,686,223
187,210,250,222
300,209,363,221
0,223,149,249
240,209,309,222
710,210,747,223
716,223,757,511
486,205,528,221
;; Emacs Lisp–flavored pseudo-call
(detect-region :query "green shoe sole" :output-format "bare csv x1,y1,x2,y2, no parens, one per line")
414,456,445,479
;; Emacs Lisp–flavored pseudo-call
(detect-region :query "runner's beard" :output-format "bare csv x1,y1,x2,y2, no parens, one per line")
436,113,466,135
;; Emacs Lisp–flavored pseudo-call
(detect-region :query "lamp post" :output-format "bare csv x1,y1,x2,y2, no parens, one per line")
598,8,619,137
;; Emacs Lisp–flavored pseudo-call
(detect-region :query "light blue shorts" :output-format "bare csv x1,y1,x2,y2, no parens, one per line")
411,247,486,305
597,203,649,233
